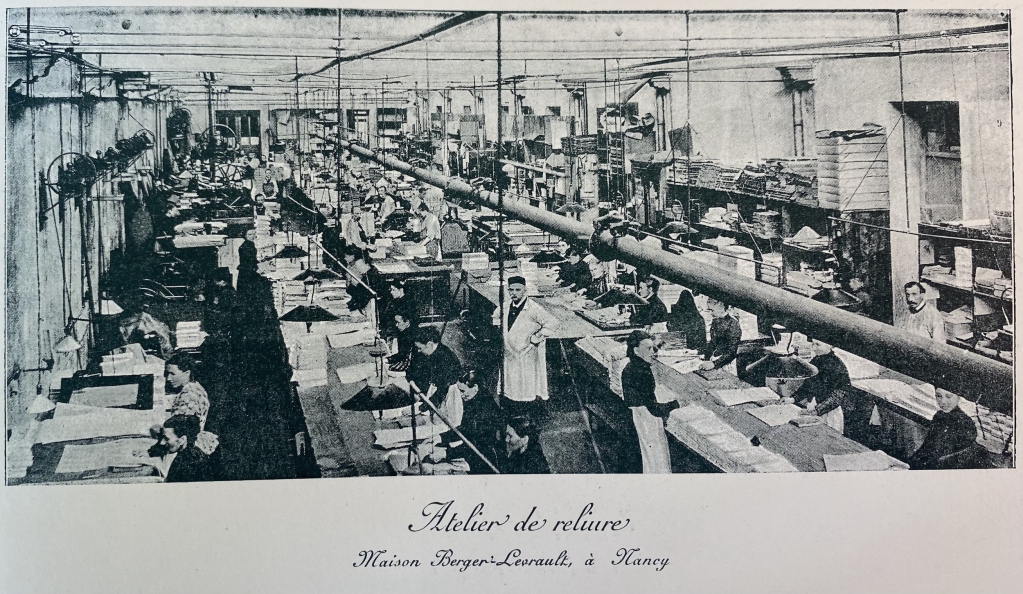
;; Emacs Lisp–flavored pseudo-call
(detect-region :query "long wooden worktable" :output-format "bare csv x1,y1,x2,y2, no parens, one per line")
572,339,873,472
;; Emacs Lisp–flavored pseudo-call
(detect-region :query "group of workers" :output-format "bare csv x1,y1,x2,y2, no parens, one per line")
138,142,985,480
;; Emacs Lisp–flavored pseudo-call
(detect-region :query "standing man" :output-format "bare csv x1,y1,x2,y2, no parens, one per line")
418,203,442,260
492,276,559,418
881,281,947,458
903,281,947,342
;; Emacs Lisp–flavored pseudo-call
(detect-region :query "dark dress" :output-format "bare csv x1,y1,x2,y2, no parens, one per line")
165,446,219,483
794,351,851,406
909,407,983,470
388,325,417,370
630,295,669,329
557,260,593,292
381,294,419,339
499,442,551,475
440,392,505,474
621,357,679,418
407,343,462,407
666,305,707,351
703,315,742,369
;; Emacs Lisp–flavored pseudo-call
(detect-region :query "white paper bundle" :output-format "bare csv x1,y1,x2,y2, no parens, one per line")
712,387,781,407
747,403,804,427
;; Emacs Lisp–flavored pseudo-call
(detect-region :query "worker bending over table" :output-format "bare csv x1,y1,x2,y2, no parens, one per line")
407,326,462,408
492,275,560,419
380,279,419,338
700,297,742,373
556,246,593,293
666,290,707,351
430,370,505,474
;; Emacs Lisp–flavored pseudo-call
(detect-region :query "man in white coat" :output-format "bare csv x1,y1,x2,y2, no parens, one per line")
492,275,559,418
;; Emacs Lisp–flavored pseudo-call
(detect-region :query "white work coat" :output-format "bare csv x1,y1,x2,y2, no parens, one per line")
492,298,559,402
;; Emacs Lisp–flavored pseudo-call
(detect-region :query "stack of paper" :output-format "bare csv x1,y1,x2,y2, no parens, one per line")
69,384,140,408
55,438,156,474
327,328,377,349
37,407,160,444
292,368,329,389
852,379,936,418
823,451,909,472
175,321,207,349
335,363,379,385
666,404,797,473
747,403,804,427
712,387,781,407
833,348,881,379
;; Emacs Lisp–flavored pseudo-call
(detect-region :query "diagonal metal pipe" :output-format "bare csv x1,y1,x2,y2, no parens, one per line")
335,138,1013,411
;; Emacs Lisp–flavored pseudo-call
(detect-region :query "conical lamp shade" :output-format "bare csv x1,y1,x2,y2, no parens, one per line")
279,304,340,323
54,332,82,353
98,299,123,316
273,245,310,259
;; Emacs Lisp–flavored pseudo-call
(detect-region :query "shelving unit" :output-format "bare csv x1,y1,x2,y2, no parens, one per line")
918,221,1014,364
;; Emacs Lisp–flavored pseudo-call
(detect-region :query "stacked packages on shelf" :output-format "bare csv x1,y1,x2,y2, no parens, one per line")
735,167,768,195
764,157,818,205
751,210,782,239
714,166,742,191
816,127,890,211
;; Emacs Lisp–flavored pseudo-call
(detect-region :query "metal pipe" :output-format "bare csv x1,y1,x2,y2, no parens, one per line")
333,138,1013,409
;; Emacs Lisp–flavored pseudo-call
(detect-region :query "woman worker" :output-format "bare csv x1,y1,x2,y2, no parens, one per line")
158,353,219,456
556,246,593,293
909,388,986,470
622,330,679,474
342,246,375,316
699,297,742,374
498,416,550,475
666,290,707,351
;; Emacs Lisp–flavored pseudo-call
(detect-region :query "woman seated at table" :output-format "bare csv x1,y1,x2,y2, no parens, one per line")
790,336,858,433
666,290,707,351
387,311,417,372
909,388,986,470
162,353,219,455
699,297,742,373
150,415,221,483
381,279,418,339
431,370,504,474
556,246,593,294
623,330,679,474
342,246,375,314
498,415,550,475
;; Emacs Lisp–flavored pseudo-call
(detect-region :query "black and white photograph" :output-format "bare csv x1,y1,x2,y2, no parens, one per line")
1,3,1021,593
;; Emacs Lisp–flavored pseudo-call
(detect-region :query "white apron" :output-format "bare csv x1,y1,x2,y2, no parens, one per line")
631,406,671,474
493,299,559,402
809,397,844,434
435,384,464,429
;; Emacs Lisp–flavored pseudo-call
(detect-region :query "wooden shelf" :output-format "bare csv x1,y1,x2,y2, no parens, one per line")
666,181,839,212
922,274,1014,303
